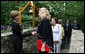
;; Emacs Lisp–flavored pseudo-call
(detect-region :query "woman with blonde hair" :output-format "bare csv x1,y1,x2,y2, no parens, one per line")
32,7,53,53
58,19,65,39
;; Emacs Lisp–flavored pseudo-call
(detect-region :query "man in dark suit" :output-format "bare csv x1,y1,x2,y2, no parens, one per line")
10,10,33,53
64,19,72,44
73,20,80,30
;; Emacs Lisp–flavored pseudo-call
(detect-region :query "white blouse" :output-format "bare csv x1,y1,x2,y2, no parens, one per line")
52,24,62,41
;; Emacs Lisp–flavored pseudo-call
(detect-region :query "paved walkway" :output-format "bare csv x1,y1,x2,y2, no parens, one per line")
69,29,84,53
60,29,84,53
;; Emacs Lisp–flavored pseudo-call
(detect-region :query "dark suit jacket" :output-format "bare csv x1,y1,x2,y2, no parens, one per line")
73,23,80,30
64,23,72,36
37,18,53,50
11,21,32,40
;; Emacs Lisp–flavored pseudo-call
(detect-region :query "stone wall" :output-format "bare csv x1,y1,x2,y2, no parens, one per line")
1,29,84,53
1,28,38,53
69,29,84,53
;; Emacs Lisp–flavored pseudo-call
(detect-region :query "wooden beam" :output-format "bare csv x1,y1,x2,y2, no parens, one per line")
19,1,31,25
19,1,40,27
19,7,24,12
20,1,31,13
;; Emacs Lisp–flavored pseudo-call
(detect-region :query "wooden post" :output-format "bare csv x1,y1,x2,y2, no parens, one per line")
19,1,40,27
19,7,21,25
32,5,35,28
39,17,41,23
19,1,30,26
19,12,21,25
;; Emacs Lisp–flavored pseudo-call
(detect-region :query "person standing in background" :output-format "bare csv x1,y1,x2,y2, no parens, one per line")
73,20,80,30
64,19,72,44
58,19,65,39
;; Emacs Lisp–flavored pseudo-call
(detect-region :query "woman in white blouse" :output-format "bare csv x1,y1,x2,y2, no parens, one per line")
51,18,62,53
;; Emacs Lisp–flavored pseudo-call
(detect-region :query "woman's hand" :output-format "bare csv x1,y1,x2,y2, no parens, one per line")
54,40,59,43
32,31,37,36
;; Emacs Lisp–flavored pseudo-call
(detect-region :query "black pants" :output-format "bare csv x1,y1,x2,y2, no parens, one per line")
64,33,71,44
13,38,23,53
38,51,48,53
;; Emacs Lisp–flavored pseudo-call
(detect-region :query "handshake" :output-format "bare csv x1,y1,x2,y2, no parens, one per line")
31,31,38,36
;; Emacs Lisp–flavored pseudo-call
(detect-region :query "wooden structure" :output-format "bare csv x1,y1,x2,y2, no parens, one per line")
19,1,40,28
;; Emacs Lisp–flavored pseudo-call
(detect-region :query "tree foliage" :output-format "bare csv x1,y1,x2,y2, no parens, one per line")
1,1,84,32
